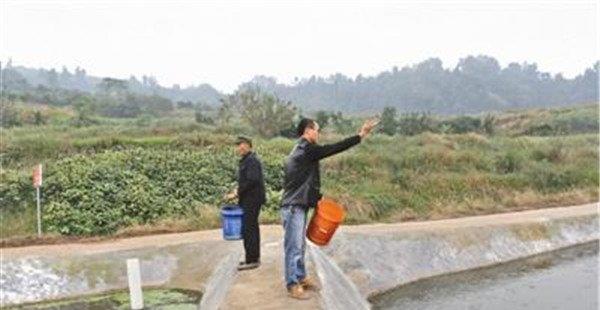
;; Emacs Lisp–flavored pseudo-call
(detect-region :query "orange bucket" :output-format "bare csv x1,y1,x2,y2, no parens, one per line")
307,198,345,246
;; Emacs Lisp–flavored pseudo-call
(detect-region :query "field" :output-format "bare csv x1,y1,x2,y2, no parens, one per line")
1,103,598,243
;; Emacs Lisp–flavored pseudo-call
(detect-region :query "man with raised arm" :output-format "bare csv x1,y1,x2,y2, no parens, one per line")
281,118,378,300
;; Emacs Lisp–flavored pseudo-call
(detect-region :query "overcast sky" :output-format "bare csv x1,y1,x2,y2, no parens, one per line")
1,0,597,92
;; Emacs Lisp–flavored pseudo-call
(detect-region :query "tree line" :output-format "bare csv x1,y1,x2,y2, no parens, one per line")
0,59,222,106
241,56,598,114
1,55,598,118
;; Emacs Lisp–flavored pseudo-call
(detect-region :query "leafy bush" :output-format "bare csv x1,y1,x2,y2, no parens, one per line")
526,164,579,192
194,109,214,125
314,110,331,129
1,101,23,127
554,112,599,134
495,150,524,174
33,110,47,125
482,114,496,135
522,123,559,136
441,116,482,134
0,170,31,212
329,112,357,135
531,143,566,163
41,148,284,235
397,112,436,135
379,106,398,135
521,106,599,136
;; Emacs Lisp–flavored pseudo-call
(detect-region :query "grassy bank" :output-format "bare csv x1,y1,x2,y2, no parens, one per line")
324,133,598,223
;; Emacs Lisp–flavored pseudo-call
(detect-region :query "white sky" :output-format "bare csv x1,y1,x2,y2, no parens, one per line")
1,0,597,92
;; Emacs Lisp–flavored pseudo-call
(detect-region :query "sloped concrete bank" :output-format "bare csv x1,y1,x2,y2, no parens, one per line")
317,203,598,300
2,204,597,309
0,230,240,307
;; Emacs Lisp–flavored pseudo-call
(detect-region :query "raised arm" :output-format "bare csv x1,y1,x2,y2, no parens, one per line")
304,118,378,161
305,135,361,161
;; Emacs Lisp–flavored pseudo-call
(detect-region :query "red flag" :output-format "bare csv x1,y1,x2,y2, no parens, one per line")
33,164,42,188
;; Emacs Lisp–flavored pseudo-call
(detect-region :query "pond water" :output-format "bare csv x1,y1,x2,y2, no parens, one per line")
372,241,599,310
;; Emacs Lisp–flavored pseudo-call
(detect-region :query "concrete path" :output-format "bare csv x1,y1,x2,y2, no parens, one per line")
4,204,595,258
221,234,322,309
343,202,598,235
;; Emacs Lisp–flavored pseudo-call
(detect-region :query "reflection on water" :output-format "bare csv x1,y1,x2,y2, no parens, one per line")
372,241,599,310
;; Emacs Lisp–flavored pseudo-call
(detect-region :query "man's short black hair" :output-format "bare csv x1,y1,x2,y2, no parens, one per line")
296,118,316,137
235,136,253,147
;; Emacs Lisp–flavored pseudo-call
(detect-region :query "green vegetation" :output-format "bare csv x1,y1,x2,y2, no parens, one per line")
38,145,288,235
6,288,201,310
374,104,598,137
219,87,298,137
1,102,598,240
323,132,598,223
496,105,600,136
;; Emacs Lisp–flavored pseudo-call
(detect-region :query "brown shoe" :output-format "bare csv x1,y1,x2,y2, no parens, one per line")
300,277,320,291
288,284,311,300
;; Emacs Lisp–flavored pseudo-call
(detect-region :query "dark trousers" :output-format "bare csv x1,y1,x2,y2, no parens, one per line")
241,203,261,263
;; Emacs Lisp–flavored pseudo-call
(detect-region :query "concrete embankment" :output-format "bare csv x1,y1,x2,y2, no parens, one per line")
317,203,598,299
2,203,597,309
1,229,239,306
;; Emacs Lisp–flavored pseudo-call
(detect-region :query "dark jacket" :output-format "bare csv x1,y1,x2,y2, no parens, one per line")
281,135,361,208
238,151,266,207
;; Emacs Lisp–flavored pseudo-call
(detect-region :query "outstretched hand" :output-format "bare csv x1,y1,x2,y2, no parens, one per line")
359,118,379,139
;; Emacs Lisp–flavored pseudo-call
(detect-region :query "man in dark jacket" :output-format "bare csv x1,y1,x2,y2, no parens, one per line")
226,136,266,271
281,118,378,299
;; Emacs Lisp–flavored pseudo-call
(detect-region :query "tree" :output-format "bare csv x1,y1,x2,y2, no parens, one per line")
380,106,398,135
441,116,482,134
482,114,496,135
221,87,297,137
97,78,128,95
1,66,29,92
46,69,59,89
142,75,159,89
314,110,331,129
0,101,22,127
33,110,46,126
142,95,173,115
73,96,96,123
398,112,436,136
329,111,355,135
195,109,214,125
60,66,71,88
177,100,194,109
74,67,90,91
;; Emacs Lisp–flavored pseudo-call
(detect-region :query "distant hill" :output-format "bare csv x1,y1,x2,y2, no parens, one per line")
2,62,224,106
239,56,599,115
2,55,598,114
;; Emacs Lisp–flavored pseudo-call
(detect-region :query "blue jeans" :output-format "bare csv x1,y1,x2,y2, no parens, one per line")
281,204,308,289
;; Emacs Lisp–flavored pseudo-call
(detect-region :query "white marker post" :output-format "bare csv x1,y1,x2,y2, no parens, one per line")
127,258,144,310
32,164,42,236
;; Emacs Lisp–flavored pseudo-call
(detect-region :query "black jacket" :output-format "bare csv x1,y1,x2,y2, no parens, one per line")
281,135,361,208
238,152,266,207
